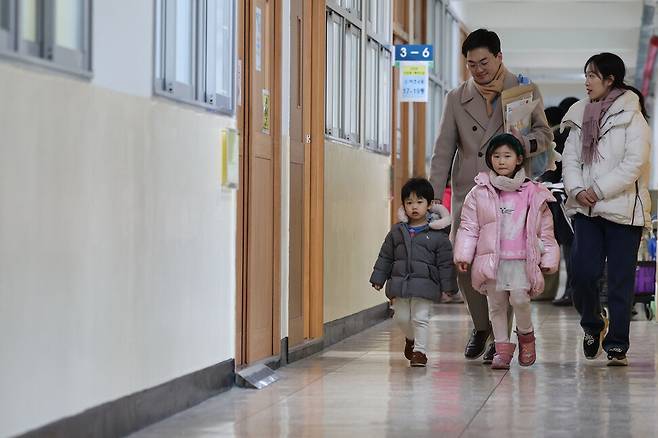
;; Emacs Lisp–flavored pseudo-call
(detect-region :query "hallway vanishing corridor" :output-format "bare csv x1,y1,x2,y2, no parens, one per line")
129,303,658,437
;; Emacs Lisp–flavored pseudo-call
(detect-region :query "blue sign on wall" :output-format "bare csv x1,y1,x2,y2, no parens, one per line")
395,44,434,62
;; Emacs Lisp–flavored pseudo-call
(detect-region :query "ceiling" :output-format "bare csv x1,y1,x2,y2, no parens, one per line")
449,0,647,104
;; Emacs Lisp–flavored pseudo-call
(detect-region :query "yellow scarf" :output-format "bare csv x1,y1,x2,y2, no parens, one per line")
473,64,508,117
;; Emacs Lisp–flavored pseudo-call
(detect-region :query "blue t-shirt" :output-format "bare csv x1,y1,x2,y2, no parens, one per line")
405,223,428,238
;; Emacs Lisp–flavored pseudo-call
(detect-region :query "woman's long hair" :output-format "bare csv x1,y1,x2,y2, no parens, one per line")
585,52,648,119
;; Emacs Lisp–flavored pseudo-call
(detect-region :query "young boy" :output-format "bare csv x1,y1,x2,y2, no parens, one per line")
370,177,457,367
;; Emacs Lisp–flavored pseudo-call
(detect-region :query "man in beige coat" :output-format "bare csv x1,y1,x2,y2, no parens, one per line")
429,29,553,363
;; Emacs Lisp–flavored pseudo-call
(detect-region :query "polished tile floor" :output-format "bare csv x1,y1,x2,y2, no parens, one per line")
130,303,658,437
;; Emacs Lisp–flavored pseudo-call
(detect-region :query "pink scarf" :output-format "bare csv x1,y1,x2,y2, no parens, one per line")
581,88,625,165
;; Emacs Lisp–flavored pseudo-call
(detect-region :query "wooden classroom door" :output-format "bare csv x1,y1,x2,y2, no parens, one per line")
238,0,281,364
288,0,312,348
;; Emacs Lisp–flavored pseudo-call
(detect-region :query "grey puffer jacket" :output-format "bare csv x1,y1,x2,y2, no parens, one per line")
370,204,458,302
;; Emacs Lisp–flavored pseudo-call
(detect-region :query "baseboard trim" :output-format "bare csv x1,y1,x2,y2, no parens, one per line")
323,302,391,349
287,338,325,363
16,303,391,437
16,359,235,438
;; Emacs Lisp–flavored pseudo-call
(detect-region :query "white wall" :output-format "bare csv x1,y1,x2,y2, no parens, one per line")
324,143,389,322
0,6,236,435
92,0,154,97
535,82,586,109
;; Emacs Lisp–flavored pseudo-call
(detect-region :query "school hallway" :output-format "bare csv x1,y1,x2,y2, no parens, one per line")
128,303,658,438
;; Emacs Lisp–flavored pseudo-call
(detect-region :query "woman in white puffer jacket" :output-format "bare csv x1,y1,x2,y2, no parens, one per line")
561,52,651,367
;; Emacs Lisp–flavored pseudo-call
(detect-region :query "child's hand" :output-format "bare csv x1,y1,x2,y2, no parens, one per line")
371,283,383,291
456,262,469,273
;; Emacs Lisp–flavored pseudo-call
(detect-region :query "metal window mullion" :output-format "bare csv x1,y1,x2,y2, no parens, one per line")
83,0,91,71
190,0,198,101
198,0,209,105
42,0,54,60
163,0,176,93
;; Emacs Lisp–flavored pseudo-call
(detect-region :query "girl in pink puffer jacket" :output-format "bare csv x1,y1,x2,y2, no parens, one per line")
454,133,560,370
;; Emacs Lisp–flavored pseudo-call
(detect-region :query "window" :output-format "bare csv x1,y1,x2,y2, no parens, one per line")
325,0,392,151
325,10,343,138
377,47,391,153
344,23,360,142
426,1,461,164
364,0,392,154
0,0,13,51
325,1,360,144
155,0,236,114
0,0,91,75
364,39,377,147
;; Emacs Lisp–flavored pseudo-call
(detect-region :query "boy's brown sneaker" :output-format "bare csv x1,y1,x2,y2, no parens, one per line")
404,338,415,360
410,351,427,367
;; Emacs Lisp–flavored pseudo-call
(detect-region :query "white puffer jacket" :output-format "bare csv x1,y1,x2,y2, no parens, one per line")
561,90,652,227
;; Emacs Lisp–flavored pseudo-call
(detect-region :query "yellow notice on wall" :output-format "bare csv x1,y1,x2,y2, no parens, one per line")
262,89,270,133
401,64,427,76
221,128,239,189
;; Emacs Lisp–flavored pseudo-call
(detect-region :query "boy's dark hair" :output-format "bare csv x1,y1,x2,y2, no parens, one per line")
485,133,525,171
401,178,434,204
461,29,501,57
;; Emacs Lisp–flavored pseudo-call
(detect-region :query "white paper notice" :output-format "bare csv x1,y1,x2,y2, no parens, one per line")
255,8,262,72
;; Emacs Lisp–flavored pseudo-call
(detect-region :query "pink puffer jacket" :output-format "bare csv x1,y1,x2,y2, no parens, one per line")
454,172,560,297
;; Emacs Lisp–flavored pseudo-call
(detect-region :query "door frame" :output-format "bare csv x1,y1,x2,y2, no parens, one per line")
308,0,325,340
236,0,283,366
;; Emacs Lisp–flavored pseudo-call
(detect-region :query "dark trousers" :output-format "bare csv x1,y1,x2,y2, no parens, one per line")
562,242,574,299
571,214,642,353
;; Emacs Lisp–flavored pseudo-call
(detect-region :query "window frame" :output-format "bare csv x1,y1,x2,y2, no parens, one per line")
325,1,362,147
154,0,237,115
364,0,391,155
0,0,15,52
0,0,92,77
425,0,462,165
324,8,344,139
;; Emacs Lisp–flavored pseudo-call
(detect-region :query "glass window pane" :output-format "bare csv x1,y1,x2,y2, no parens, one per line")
452,18,460,87
378,0,390,41
155,0,162,78
342,0,359,16
55,0,84,51
21,0,38,42
215,1,233,96
175,0,193,85
367,0,377,33
344,25,360,141
433,1,441,77
444,14,452,83
365,39,378,145
1,0,10,31
325,12,343,136
378,48,391,152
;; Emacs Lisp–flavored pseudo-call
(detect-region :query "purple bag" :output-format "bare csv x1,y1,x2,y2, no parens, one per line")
635,261,656,295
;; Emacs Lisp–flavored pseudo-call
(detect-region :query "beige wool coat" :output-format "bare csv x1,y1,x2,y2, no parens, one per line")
429,71,553,229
